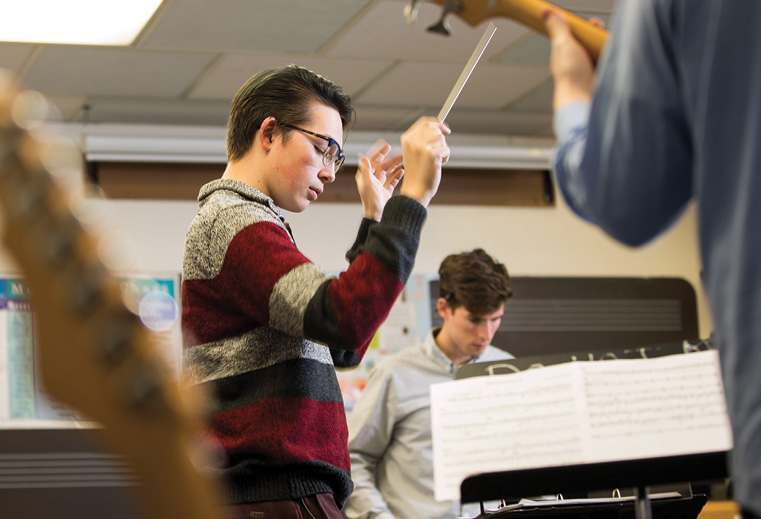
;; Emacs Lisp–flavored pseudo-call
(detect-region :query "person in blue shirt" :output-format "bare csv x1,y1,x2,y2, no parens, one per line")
543,2,761,517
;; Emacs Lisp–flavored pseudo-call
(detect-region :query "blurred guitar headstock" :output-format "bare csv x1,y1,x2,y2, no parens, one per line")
0,70,222,519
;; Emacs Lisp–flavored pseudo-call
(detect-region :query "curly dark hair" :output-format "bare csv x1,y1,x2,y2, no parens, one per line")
226,64,354,161
438,249,512,315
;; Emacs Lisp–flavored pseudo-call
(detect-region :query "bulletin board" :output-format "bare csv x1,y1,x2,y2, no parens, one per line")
0,273,181,426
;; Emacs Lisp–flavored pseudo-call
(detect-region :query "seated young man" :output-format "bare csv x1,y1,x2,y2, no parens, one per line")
343,249,514,519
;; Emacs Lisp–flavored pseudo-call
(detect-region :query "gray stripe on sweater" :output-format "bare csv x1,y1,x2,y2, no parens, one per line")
183,327,333,385
269,263,332,335
183,186,288,280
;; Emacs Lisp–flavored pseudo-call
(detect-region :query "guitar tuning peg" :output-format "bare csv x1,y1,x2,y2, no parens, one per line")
127,358,168,412
44,214,78,270
404,0,419,24
0,131,22,178
97,311,139,365
12,170,49,224
70,262,106,317
426,15,452,36
426,0,462,36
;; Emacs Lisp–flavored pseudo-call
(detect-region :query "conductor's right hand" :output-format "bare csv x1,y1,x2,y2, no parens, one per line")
399,117,451,208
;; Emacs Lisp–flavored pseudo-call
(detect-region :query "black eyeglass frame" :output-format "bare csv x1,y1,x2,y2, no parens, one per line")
280,123,345,171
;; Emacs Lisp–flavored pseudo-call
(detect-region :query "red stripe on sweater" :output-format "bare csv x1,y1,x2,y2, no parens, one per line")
181,285,258,347
224,221,309,303
209,397,350,471
182,221,310,345
328,252,403,350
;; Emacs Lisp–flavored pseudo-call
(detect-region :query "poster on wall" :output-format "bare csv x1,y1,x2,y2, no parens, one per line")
119,276,182,377
1,279,36,420
0,283,6,421
0,273,181,426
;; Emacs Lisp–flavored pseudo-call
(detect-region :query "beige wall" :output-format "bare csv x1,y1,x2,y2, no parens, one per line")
289,195,710,337
0,192,712,338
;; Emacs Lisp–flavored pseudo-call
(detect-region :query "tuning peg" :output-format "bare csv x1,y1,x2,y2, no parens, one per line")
0,132,21,179
44,214,78,270
426,15,452,35
71,262,106,316
404,0,419,23
97,311,139,365
12,168,49,223
127,358,168,412
426,0,462,36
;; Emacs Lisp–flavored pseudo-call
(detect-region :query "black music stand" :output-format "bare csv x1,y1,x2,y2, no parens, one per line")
467,493,706,519
460,451,728,519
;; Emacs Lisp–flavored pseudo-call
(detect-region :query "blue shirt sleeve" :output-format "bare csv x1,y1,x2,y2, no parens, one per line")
552,102,594,224
551,0,694,247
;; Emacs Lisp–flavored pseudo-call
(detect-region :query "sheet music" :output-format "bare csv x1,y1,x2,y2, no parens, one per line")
581,351,732,462
431,350,732,502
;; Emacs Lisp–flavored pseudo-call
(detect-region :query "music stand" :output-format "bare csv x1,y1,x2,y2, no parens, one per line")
451,350,730,519
460,451,728,519
466,493,706,519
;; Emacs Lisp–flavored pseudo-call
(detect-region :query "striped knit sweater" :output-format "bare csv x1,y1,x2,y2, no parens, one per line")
181,179,426,506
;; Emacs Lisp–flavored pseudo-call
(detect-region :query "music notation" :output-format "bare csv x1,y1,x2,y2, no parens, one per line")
430,350,732,502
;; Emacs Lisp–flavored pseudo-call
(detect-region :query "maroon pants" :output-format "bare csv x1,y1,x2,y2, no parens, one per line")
224,493,343,519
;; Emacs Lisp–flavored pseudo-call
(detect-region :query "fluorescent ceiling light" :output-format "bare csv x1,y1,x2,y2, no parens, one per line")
1,0,164,46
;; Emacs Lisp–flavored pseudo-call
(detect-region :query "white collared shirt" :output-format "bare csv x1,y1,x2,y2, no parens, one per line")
344,329,513,519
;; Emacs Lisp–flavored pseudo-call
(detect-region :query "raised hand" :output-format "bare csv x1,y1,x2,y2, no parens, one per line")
399,117,451,208
544,8,597,110
355,140,405,221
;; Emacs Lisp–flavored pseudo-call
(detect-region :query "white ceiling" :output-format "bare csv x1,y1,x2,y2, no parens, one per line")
1,0,616,140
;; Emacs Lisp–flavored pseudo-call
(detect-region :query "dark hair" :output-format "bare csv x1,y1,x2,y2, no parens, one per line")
438,248,512,315
226,64,354,161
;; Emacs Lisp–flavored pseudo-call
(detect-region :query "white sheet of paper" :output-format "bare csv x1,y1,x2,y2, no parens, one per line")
379,327,420,355
430,350,732,502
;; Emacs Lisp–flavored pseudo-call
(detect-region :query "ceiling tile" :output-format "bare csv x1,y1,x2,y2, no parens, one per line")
0,43,35,73
22,46,217,97
142,0,373,53
355,61,549,111
498,34,551,65
445,109,554,138
458,64,551,109
507,79,554,113
81,98,230,126
354,61,455,107
0,0,620,137
45,94,91,121
352,104,423,131
188,54,393,100
325,1,530,61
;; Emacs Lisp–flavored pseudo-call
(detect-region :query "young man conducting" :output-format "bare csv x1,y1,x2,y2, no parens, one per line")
181,65,450,519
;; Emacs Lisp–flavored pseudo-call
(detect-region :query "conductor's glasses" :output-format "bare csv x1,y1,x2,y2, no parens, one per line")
280,123,345,171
